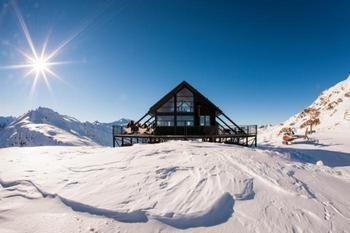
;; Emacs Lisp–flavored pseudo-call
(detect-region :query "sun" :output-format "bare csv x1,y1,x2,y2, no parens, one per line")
0,0,92,95
0,1,83,95
31,57,49,74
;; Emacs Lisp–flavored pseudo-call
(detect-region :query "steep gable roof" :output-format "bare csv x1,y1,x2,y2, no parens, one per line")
149,81,222,114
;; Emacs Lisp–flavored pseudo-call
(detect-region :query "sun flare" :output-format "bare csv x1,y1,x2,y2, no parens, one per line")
0,1,83,95
31,57,49,74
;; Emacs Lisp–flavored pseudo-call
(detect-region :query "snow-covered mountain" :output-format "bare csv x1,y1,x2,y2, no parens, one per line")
0,116,16,129
259,75,350,144
0,107,129,147
284,75,350,130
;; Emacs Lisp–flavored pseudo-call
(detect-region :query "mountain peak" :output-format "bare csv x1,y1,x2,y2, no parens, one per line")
35,106,58,114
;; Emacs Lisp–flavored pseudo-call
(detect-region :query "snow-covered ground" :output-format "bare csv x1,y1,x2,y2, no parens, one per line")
1,141,350,233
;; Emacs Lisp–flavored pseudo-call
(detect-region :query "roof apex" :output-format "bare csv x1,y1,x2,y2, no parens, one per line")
148,81,222,114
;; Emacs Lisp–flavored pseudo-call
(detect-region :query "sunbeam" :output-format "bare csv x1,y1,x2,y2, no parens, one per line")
12,0,38,59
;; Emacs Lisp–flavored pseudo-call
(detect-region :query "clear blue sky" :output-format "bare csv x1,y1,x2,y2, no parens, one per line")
0,0,349,125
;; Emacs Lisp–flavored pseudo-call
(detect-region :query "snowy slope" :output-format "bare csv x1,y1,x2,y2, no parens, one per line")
0,141,349,233
0,116,15,130
259,76,350,145
285,75,350,130
0,107,129,147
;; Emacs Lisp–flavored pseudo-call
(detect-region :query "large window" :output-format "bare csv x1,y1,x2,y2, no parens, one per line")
200,115,210,126
157,115,174,126
157,97,174,113
176,88,194,112
177,115,194,126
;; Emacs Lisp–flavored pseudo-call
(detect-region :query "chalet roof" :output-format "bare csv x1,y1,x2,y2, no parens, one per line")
149,81,223,114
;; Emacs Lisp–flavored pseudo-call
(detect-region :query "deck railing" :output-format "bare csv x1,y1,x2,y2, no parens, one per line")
112,125,124,135
113,124,257,136
231,125,257,135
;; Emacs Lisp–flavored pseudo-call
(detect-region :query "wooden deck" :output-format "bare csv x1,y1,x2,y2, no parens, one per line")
112,133,257,147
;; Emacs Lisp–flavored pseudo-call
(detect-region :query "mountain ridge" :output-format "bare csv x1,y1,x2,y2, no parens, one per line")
0,107,129,148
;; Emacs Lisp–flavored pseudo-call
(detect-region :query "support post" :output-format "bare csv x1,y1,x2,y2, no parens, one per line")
255,136,257,147
141,116,154,127
220,112,246,134
135,112,150,125
216,116,236,133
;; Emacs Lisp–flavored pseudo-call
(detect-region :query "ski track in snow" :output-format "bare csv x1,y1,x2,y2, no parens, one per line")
0,141,350,232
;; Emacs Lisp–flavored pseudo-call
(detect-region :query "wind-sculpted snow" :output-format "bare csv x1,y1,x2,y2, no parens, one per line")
0,178,234,228
0,179,148,223
152,192,234,229
0,141,350,233
233,179,255,200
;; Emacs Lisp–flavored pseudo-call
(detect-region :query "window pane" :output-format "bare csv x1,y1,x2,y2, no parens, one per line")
176,88,194,112
177,115,194,126
157,115,174,126
205,116,210,126
200,115,210,126
157,97,174,113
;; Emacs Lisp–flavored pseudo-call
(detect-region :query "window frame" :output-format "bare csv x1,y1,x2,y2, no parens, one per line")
176,115,194,127
200,115,211,126
176,88,194,113
156,115,175,127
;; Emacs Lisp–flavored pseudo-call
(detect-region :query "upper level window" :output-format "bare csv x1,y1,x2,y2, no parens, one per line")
157,97,174,113
176,88,194,112
200,115,210,126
